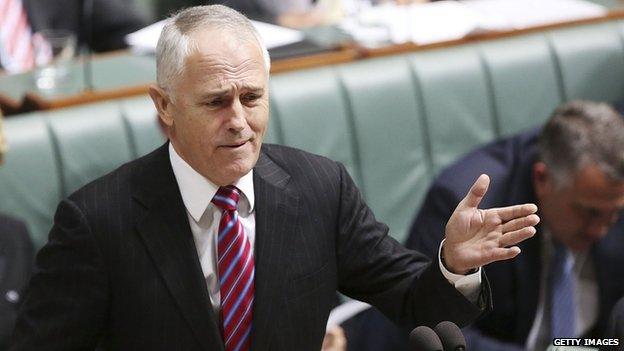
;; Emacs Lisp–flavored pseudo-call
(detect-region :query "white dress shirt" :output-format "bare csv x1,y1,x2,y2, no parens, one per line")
169,143,256,315
526,228,598,351
168,143,482,318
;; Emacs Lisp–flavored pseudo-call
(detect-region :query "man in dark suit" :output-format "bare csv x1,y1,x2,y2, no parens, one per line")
363,101,624,351
0,112,35,350
11,5,539,350
0,0,146,72
24,0,146,52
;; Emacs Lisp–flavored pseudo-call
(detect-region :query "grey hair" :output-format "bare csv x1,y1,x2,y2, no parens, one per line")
156,5,271,92
538,100,624,187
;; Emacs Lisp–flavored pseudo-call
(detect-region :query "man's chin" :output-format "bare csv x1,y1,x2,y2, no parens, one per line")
220,163,255,183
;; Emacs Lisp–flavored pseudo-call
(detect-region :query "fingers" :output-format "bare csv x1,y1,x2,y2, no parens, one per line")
498,226,537,248
501,214,540,233
459,174,490,210
494,203,538,222
485,246,522,263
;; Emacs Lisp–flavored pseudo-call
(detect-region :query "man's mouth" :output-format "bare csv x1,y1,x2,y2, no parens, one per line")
222,140,249,148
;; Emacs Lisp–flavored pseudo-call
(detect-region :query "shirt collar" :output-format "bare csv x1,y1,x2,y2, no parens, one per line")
168,143,255,222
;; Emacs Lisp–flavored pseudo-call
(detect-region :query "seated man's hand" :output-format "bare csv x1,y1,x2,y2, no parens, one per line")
443,174,540,274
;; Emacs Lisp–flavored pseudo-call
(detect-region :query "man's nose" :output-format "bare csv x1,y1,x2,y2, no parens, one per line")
226,99,246,133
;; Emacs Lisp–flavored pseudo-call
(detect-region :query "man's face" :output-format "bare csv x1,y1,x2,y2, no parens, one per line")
534,163,624,251
152,29,269,186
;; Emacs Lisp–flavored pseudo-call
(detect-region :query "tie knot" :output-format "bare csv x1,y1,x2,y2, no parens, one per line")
212,185,240,211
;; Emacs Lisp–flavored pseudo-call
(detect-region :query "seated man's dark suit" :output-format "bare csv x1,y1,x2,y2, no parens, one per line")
23,0,146,52
403,127,624,350
603,296,624,351
0,214,34,350
11,143,488,351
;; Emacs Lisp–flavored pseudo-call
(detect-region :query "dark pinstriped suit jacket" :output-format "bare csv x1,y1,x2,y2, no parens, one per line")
1,215,33,350
11,143,488,351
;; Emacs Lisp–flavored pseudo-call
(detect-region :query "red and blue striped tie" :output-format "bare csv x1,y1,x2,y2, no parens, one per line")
212,186,254,351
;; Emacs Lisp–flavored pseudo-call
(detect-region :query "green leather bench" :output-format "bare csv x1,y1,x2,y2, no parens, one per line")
3,19,624,249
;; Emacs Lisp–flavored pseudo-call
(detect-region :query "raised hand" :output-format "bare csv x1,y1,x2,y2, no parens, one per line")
442,174,540,274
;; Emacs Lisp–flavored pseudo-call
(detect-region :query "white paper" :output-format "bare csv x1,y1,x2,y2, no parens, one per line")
340,0,606,46
251,21,305,49
463,0,606,30
406,1,496,45
326,300,371,330
125,20,304,53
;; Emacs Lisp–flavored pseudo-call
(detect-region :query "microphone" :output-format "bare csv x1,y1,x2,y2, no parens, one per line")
409,326,443,351
434,321,466,351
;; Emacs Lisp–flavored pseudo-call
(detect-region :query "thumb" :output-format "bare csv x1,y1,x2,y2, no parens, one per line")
459,174,490,210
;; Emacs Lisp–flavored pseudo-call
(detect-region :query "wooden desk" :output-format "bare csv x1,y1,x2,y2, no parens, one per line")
0,53,156,115
2,9,623,115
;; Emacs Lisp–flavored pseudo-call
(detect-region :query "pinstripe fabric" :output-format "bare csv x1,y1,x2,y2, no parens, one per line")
11,142,488,351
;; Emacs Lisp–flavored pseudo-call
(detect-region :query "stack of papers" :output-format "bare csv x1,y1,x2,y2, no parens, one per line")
341,0,607,46
126,20,304,53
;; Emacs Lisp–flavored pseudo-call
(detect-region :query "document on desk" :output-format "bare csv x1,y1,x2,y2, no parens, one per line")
342,1,489,45
463,0,606,30
125,20,304,53
341,0,606,46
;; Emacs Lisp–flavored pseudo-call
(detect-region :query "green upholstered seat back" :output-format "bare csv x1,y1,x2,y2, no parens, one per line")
478,34,563,136
337,56,431,241
269,68,361,185
0,113,62,247
407,46,498,175
120,95,167,158
46,102,134,196
549,22,624,102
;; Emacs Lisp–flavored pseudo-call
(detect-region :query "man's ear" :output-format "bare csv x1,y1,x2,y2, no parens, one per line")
532,161,551,197
148,84,174,128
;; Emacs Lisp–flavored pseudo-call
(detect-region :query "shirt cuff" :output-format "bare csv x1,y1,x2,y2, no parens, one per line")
438,239,482,303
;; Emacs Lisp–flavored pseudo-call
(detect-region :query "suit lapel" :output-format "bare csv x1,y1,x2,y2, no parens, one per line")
251,151,299,351
514,232,541,342
132,144,224,351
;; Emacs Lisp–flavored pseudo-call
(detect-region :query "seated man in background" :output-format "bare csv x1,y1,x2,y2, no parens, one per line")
0,111,35,349
399,100,624,350
0,0,147,73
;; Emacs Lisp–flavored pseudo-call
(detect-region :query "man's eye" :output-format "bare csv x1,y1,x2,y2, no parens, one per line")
242,94,260,103
207,99,223,107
